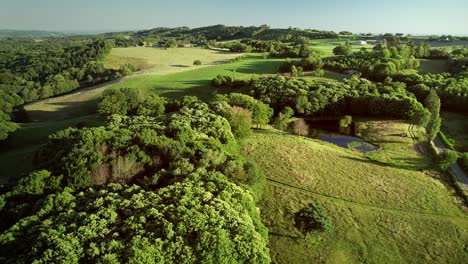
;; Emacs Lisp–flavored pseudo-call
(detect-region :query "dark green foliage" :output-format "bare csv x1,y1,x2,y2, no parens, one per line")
0,174,270,263
0,111,19,140
111,25,337,48
98,88,129,115
273,107,294,131
437,150,459,170
247,76,424,119
211,75,249,88
278,53,323,73
405,73,468,113
461,153,468,173
193,59,202,66
294,202,334,233
448,48,468,74
428,48,450,59
0,38,122,140
35,102,236,189
324,44,419,81
1,100,271,262
98,87,166,117
333,44,352,56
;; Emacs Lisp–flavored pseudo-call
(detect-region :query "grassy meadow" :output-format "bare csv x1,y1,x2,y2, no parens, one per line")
309,38,375,56
24,53,285,122
241,122,468,263
104,47,243,75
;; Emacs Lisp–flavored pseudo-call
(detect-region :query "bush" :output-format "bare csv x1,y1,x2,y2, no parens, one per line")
225,106,252,139
98,88,166,117
216,93,273,128
193,59,202,66
230,55,245,63
437,150,459,170
312,69,325,77
273,107,294,131
295,201,334,233
339,115,352,128
292,118,309,136
333,44,352,56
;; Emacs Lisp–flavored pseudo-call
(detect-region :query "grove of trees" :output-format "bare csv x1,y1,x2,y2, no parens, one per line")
0,99,271,262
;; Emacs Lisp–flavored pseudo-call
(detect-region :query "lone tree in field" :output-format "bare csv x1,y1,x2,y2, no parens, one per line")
193,60,202,66
295,201,334,237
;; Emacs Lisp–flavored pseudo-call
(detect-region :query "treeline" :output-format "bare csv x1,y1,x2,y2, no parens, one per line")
242,76,424,119
394,48,468,112
324,43,422,81
0,96,271,263
102,24,339,47
0,38,131,140
215,39,316,58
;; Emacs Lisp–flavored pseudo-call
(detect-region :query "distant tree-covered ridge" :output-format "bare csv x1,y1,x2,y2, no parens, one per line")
0,38,133,140
0,99,270,263
101,24,339,47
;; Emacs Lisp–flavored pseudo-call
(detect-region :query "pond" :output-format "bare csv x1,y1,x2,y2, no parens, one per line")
295,119,379,153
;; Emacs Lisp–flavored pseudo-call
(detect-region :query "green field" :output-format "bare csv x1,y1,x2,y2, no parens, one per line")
241,121,467,263
441,111,468,152
104,47,243,75
24,53,285,122
309,38,375,56
418,59,449,74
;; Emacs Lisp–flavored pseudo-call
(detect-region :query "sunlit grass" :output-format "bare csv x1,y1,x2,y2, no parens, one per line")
241,121,467,263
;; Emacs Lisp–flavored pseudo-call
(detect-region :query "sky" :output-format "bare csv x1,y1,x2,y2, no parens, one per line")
0,0,467,35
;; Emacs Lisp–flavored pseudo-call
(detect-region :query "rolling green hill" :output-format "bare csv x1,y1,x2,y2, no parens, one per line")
241,122,468,263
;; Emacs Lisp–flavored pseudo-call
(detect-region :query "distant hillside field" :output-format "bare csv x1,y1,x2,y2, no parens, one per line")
241,122,468,263
23,53,285,122
3,53,287,183
103,47,242,75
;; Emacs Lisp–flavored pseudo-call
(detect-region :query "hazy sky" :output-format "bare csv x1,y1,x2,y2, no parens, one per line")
0,0,467,35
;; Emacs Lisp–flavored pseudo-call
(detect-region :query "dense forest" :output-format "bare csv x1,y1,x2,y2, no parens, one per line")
0,98,271,263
